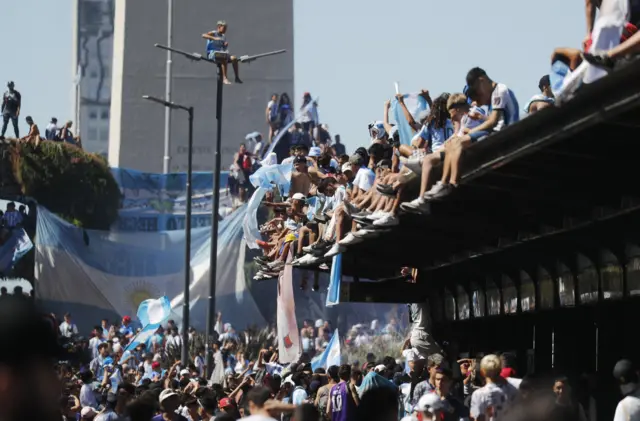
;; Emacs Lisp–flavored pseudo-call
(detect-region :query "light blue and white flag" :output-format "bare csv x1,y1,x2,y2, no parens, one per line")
311,329,341,371
122,296,171,357
392,93,430,146
326,254,342,307
0,228,33,273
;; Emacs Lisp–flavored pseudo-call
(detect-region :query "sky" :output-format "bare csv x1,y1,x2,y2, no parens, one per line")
2,0,585,154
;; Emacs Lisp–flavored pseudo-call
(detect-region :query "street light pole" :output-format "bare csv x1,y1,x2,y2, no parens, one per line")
143,95,193,363
163,0,174,174
204,63,224,374
153,43,286,377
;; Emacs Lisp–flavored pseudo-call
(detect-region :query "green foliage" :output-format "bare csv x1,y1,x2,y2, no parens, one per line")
9,140,121,230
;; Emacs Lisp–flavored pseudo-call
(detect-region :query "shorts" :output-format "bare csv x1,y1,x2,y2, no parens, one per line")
469,130,491,143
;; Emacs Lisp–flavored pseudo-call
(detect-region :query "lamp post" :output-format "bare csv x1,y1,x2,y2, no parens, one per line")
154,44,286,376
143,94,193,364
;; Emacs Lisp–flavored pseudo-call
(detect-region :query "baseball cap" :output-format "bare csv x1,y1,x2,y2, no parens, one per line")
349,154,364,166
613,359,639,395
341,163,353,174
180,369,190,376
374,364,386,373
308,147,322,157
159,389,179,404
219,397,234,408
292,193,306,201
122,315,131,322
417,392,445,413
151,361,161,369
217,20,227,26
293,155,307,165
81,407,97,419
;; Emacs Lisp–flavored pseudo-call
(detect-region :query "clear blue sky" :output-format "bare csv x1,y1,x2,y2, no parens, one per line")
4,0,585,153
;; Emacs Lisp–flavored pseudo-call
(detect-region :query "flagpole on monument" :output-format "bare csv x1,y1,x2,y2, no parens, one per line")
154,37,286,377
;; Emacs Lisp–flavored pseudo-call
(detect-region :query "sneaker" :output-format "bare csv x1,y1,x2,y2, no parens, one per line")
318,263,329,270
431,183,455,199
304,240,325,253
352,228,381,239
400,197,430,214
339,233,363,246
352,210,372,219
324,243,345,258
292,254,317,266
268,260,285,270
376,184,397,196
366,210,388,221
373,213,399,227
425,181,445,198
582,52,615,71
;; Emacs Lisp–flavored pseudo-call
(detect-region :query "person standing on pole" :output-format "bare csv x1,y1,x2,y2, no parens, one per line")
202,21,242,85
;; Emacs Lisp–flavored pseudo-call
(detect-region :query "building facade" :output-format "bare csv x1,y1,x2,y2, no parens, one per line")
72,0,115,157
108,0,294,172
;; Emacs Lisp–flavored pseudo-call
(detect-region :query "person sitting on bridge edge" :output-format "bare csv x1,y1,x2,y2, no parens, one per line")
202,20,242,85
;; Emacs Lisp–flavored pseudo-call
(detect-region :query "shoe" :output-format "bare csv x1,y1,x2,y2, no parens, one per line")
400,197,430,214
324,243,346,258
318,263,329,270
582,52,615,71
338,233,363,246
431,183,455,199
253,256,269,263
366,210,387,221
352,228,379,238
376,184,398,196
268,260,285,270
352,210,372,219
425,181,445,198
373,213,399,227
292,254,316,266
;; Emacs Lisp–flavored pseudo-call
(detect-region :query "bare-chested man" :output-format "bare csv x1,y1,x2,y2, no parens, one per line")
290,155,312,199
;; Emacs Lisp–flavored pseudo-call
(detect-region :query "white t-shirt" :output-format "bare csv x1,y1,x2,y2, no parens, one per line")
469,381,519,421
458,105,489,136
267,100,278,120
353,167,375,192
490,83,520,131
59,321,78,338
614,389,640,421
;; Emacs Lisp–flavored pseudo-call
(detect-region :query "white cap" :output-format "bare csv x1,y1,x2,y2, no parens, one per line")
292,193,306,201
159,389,179,404
308,147,322,157
180,369,190,376
112,337,120,344
245,131,261,140
374,364,386,373
416,392,445,413
341,162,353,174
315,319,324,328
81,407,97,418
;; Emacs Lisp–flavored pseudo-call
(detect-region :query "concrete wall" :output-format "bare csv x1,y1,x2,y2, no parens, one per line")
109,0,294,172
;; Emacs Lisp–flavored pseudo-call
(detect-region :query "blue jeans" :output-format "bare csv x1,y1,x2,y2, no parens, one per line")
1,114,18,138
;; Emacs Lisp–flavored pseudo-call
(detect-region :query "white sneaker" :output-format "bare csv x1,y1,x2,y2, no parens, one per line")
339,233,364,246
425,181,445,198
324,243,345,258
366,210,388,221
431,183,455,199
268,260,285,270
318,263,329,270
373,213,399,227
353,228,380,238
400,197,430,213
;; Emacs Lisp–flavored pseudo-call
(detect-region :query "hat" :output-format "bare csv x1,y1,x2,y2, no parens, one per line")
122,316,131,322
217,20,227,26
292,193,306,201
219,397,234,408
180,369,190,376
293,155,307,165
376,159,392,170
416,392,445,413
81,407,97,418
613,359,639,395
315,319,324,328
374,364,386,373
103,357,114,366
308,147,322,157
159,389,179,404
341,163,353,174
151,361,161,369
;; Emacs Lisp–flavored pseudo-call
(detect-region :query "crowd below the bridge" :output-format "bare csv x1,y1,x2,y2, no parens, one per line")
2,294,640,421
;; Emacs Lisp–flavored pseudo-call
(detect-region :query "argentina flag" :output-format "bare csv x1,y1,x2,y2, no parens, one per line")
311,329,341,371
326,254,342,307
0,228,33,274
392,93,430,146
123,296,171,355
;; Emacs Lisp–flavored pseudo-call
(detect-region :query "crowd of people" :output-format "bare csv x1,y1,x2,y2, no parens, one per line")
2,294,640,421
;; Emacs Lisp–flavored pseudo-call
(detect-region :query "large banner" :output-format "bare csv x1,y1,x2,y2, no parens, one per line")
35,205,266,333
110,168,231,232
